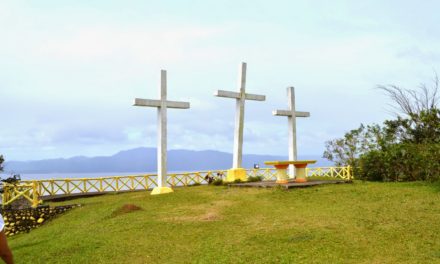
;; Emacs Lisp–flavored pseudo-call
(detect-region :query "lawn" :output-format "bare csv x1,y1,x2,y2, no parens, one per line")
8,181,440,264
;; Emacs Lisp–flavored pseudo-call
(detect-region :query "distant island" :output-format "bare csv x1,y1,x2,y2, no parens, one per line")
3,147,332,174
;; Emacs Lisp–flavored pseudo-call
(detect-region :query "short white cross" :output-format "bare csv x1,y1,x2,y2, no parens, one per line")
214,62,266,168
273,87,310,177
133,70,190,188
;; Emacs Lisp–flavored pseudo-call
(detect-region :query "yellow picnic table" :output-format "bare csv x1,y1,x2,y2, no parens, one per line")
264,160,317,184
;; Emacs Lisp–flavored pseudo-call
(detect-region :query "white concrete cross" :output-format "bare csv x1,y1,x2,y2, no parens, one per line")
133,70,190,192
214,62,266,168
273,87,310,177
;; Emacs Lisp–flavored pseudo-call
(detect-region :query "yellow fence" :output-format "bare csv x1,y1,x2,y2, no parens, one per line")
1,181,41,208
2,166,351,208
306,166,352,180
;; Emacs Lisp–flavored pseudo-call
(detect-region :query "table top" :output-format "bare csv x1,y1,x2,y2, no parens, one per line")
264,160,317,166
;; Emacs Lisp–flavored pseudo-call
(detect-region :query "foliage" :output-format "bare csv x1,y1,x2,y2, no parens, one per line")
247,176,263,182
324,76,440,182
8,183,440,263
0,155,3,172
211,178,224,186
384,108,440,144
323,124,386,168
359,143,440,182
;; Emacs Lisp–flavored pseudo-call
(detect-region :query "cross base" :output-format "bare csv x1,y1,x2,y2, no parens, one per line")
226,168,247,182
151,187,174,195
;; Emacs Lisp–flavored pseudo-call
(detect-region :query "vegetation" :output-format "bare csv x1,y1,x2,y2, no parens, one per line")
324,76,440,181
247,176,263,182
211,178,224,186
0,154,4,172
7,183,440,263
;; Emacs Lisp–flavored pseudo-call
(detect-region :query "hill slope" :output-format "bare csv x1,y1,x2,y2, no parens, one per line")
8,182,440,263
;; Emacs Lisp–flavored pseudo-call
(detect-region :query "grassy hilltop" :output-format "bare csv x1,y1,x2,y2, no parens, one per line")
8,182,440,264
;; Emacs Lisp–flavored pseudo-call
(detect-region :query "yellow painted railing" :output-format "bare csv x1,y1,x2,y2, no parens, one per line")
2,166,351,207
27,175,158,197
306,166,352,180
167,170,228,186
2,181,41,208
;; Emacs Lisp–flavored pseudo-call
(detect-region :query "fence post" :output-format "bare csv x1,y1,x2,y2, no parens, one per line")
347,166,352,180
2,184,8,208
32,181,40,208
66,180,70,195
83,179,87,193
50,180,54,195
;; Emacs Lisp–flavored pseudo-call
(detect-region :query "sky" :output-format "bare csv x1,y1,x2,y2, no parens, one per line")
1,0,439,161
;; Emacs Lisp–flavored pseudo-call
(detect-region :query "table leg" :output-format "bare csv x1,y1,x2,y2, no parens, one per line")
274,164,289,184
294,164,308,183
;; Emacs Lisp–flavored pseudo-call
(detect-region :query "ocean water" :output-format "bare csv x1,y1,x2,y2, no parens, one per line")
0,172,157,181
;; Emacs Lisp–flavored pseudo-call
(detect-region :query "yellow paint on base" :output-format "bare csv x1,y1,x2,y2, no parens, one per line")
226,168,247,182
295,167,307,182
151,187,174,195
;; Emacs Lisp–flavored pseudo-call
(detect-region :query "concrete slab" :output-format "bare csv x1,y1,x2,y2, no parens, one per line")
228,179,351,189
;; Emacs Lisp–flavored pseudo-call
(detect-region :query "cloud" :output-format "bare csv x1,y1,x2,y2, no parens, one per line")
35,25,227,63
2,1,440,162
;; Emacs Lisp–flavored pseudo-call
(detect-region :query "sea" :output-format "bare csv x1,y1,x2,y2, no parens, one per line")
0,171,185,201
2,172,157,181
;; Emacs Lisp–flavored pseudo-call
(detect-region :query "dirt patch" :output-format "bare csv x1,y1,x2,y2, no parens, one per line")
111,204,142,217
162,200,235,223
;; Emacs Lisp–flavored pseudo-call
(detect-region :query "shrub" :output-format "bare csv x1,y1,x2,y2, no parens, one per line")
247,176,263,182
358,143,440,182
211,179,224,186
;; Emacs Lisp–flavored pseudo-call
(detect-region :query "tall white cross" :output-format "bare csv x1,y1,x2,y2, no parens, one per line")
273,87,310,177
133,70,190,193
214,62,266,168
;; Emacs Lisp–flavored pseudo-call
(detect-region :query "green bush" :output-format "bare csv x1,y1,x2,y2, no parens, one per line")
212,179,224,186
247,176,263,182
358,143,440,182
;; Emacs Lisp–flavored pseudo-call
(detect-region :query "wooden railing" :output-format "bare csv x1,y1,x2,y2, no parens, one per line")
1,166,351,207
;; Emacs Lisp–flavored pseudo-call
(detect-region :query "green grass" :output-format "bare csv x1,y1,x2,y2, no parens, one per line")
8,181,440,264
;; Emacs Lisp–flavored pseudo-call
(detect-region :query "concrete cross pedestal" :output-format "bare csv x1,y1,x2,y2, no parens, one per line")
273,87,310,178
214,62,266,182
133,70,190,195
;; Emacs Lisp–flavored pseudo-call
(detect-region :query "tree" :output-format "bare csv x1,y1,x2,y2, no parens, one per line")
377,75,439,143
384,108,440,144
0,155,3,172
324,75,440,181
377,74,439,117
323,124,386,167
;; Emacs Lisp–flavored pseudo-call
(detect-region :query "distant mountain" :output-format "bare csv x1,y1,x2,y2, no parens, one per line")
4,148,332,173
